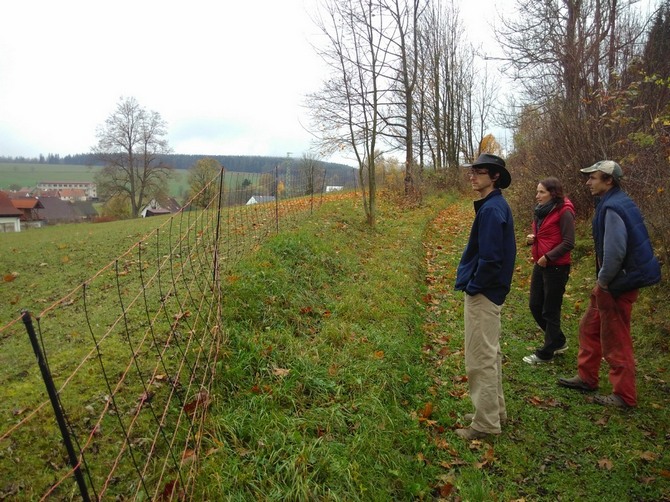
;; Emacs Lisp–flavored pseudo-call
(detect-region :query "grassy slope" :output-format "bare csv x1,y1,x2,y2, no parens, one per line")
0,163,188,199
0,214,174,325
0,193,668,500
194,193,669,500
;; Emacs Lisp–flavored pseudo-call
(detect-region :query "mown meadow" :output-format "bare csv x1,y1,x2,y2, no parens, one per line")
0,192,668,500
0,163,189,200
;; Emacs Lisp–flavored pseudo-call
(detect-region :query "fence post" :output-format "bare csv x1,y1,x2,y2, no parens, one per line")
213,167,225,283
274,165,280,233
21,311,91,502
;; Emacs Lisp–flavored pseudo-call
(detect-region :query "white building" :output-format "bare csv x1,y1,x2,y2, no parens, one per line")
246,195,276,205
36,181,97,199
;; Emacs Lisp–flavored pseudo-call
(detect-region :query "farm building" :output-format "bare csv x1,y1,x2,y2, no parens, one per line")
9,196,45,228
72,200,99,221
246,195,276,205
140,198,181,217
0,191,23,232
58,188,88,202
36,181,97,200
37,196,84,224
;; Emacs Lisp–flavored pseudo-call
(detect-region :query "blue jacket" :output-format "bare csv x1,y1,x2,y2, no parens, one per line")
455,190,516,305
592,187,661,296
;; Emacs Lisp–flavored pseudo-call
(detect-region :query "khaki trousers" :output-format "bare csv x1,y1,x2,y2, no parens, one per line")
464,293,506,433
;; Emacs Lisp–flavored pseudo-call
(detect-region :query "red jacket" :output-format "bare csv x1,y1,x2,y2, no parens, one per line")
531,198,575,265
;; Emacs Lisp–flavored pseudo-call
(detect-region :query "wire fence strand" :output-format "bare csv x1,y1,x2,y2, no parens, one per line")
0,166,358,500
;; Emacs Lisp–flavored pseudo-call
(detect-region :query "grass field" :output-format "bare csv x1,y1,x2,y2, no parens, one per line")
0,163,189,200
0,192,668,500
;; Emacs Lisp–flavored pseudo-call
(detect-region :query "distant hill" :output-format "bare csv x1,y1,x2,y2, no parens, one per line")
0,153,355,175
0,154,358,196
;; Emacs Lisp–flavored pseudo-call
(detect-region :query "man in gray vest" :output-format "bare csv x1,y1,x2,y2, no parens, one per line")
558,160,661,407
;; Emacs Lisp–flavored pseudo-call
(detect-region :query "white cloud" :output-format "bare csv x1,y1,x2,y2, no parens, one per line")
0,0,329,160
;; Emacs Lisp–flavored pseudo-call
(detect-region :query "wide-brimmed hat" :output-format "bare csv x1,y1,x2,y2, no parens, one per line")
463,153,511,189
580,160,624,180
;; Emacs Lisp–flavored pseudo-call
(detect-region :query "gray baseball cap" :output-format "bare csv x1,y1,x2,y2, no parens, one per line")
580,160,624,180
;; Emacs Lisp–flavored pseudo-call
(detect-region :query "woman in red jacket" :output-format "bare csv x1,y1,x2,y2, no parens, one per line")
523,177,575,364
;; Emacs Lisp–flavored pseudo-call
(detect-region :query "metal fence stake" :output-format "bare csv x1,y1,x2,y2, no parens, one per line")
22,310,91,502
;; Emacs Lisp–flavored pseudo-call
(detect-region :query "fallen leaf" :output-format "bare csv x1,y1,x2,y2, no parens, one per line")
419,402,433,420
638,451,658,462
159,479,180,500
597,458,613,470
273,367,290,377
183,390,210,416
436,483,454,497
374,350,385,359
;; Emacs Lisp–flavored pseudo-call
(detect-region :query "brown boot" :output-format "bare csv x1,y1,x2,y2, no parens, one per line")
557,375,597,392
455,427,495,440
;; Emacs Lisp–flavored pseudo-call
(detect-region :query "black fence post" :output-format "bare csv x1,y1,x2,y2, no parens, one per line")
21,311,91,502
213,167,225,284
274,165,280,233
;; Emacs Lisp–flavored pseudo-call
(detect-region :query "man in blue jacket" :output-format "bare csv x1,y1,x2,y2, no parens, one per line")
558,160,661,407
455,153,516,440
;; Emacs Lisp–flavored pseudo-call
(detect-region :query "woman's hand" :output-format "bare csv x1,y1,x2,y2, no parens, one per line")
526,234,535,245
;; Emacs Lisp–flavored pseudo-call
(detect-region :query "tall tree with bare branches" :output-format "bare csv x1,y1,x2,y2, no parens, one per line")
93,97,173,218
309,0,393,225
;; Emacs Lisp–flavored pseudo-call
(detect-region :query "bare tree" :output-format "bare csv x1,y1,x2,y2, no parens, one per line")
299,153,325,195
497,0,647,211
93,97,173,218
378,0,427,198
309,0,393,225
414,1,492,171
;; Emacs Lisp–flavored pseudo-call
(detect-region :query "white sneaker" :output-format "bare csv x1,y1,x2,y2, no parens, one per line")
523,353,552,364
553,344,569,355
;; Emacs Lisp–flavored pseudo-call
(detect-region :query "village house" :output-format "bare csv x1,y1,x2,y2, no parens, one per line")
140,198,182,217
36,181,97,200
0,191,23,232
9,196,45,228
246,195,276,205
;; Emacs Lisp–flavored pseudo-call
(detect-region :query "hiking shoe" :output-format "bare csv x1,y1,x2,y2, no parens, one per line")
455,427,493,440
523,353,552,364
464,413,508,426
593,394,632,408
553,344,569,355
557,375,597,392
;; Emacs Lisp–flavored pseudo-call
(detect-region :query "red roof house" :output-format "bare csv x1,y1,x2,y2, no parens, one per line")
0,191,23,232
10,197,45,226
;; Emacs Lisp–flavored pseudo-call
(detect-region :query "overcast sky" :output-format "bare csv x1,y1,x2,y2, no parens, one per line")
0,0,551,165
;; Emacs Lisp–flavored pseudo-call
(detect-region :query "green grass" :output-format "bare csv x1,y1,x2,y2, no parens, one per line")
0,163,189,199
195,194,670,500
0,163,99,188
0,162,275,203
0,192,668,500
